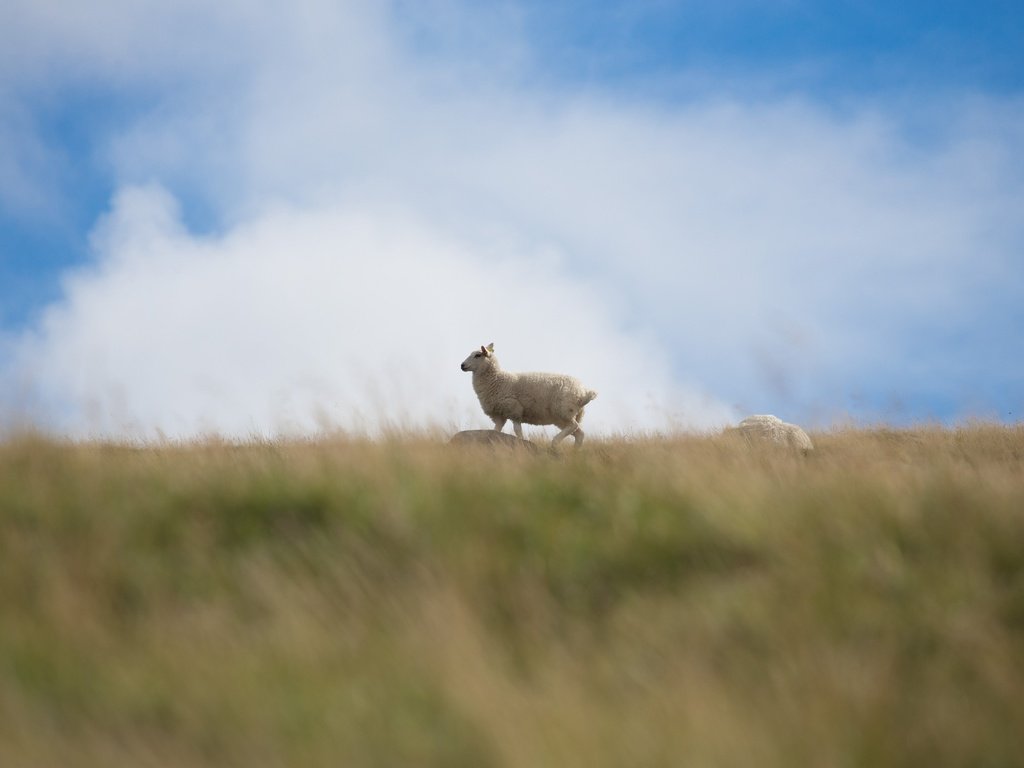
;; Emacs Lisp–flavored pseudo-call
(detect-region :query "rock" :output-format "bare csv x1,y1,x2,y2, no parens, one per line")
448,430,541,453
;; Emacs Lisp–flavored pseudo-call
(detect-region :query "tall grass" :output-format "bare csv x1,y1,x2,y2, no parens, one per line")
1,426,1023,767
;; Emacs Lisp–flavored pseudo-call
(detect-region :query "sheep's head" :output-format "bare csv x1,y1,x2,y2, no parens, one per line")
460,343,496,372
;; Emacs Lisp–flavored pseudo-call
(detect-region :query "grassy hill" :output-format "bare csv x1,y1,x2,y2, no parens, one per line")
1,426,1023,767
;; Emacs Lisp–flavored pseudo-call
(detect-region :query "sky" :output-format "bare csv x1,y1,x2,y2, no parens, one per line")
1,0,1022,438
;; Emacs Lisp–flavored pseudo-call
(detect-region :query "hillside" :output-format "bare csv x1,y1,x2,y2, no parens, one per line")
2,426,1023,767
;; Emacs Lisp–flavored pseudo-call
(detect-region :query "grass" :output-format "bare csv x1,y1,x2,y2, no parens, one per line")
1,425,1023,767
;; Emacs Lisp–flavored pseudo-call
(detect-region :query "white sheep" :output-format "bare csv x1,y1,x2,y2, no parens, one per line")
730,414,814,452
460,343,597,448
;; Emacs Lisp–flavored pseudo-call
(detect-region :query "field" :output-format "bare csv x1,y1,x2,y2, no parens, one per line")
1,426,1023,767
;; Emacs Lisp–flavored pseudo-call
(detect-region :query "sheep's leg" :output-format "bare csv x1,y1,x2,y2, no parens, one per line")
572,426,585,447
512,421,524,440
552,419,581,447
492,417,507,433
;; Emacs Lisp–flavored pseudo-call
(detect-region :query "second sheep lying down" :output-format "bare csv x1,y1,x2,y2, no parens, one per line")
460,343,597,447
730,414,814,453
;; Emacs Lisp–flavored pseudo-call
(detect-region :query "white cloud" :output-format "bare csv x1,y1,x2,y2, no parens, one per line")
14,184,730,438
4,0,1024,434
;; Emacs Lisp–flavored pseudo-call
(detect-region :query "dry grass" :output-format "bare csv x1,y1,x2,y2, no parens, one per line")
1,425,1023,767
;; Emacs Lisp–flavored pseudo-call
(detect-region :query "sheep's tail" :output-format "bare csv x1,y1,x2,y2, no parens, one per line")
580,389,597,406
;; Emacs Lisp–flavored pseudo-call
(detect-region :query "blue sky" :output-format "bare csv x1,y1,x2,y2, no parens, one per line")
406,1,1024,95
1,0,1022,436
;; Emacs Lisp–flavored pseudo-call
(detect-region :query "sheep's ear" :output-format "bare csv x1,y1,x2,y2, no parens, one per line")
480,345,487,355
486,343,495,353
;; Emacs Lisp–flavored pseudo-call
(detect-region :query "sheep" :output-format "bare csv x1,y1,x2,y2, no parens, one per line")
730,414,814,453
460,343,597,448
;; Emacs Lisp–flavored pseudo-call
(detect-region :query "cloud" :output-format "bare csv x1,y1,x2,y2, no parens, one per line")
13,184,731,438
4,1,1024,435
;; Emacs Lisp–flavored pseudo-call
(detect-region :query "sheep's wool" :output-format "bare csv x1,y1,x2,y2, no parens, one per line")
734,414,814,452
461,345,597,447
